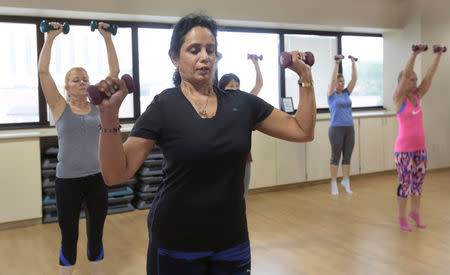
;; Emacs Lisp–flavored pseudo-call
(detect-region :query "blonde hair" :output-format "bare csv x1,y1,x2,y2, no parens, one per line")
397,70,416,84
64,67,89,100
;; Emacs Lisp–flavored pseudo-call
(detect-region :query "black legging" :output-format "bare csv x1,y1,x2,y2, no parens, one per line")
55,173,108,266
328,126,355,165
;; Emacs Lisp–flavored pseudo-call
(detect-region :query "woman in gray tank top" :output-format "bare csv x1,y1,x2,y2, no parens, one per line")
38,21,119,275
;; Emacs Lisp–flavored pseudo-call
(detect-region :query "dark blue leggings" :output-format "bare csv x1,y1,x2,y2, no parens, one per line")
55,173,108,266
147,236,251,275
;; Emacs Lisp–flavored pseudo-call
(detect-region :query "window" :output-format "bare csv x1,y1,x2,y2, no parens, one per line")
138,28,174,112
0,16,384,129
217,31,279,107
284,34,338,109
48,25,133,123
0,23,39,124
341,35,383,108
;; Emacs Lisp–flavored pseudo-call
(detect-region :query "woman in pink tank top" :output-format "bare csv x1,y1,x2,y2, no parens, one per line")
392,44,445,231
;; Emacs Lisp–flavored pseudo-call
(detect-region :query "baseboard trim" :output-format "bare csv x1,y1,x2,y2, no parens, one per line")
0,218,41,231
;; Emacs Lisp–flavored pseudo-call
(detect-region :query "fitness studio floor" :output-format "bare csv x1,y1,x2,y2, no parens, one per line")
1,168,450,275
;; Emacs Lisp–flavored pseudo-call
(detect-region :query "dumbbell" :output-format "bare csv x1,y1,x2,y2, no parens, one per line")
348,55,358,61
334,55,344,61
279,51,315,68
433,45,447,53
248,54,263,60
90,21,118,36
87,74,134,105
40,20,70,34
412,44,428,51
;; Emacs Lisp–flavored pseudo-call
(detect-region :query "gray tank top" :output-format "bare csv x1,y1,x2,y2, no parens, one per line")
55,103,101,178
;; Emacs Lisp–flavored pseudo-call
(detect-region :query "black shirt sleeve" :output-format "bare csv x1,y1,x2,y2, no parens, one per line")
129,94,164,141
245,92,274,125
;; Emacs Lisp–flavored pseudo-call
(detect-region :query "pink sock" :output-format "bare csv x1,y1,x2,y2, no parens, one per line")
409,211,426,228
398,216,411,231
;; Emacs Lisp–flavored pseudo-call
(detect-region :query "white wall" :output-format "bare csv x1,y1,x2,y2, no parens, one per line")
383,10,422,111
420,7,450,169
0,0,407,30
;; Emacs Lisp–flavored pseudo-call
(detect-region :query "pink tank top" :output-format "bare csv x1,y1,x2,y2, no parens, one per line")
395,94,426,152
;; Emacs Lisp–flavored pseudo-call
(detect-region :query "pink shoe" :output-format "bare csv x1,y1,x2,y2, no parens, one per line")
398,216,411,231
409,211,426,228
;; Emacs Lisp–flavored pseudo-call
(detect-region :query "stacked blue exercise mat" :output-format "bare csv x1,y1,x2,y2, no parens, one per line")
107,177,136,215
133,146,164,209
41,147,59,223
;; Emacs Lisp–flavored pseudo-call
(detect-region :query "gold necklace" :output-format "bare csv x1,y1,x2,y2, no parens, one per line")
183,85,212,117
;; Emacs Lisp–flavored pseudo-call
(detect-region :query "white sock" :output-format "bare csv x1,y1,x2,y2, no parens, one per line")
59,265,74,275
331,180,339,195
341,178,353,194
90,261,105,275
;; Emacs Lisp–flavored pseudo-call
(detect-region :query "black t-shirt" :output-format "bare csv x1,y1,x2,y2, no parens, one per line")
130,86,274,251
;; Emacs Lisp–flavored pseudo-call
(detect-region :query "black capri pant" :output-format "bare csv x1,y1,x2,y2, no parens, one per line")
328,126,355,165
55,173,108,266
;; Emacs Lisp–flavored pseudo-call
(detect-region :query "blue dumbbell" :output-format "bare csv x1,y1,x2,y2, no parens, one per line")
90,21,118,36
40,20,70,34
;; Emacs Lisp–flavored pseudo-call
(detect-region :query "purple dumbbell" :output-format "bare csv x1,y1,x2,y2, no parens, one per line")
433,45,447,53
248,54,263,60
87,74,135,105
334,55,344,61
279,51,315,68
412,44,428,52
348,55,358,61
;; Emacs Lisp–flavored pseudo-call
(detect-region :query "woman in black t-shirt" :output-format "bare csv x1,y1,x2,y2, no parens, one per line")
94,13,316,275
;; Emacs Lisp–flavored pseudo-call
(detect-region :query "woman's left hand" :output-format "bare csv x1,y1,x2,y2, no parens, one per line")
288,51,312,81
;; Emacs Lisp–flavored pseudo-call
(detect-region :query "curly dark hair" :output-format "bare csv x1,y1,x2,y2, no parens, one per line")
169,13,218,86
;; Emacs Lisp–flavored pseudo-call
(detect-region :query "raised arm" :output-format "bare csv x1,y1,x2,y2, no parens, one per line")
328,55,342,97
346,57,358,94
38,22,67,122
96,78,154,186
98,22,120,78
249,55,263,96
254,51,316,142
393,45,425,109
416,46,444,99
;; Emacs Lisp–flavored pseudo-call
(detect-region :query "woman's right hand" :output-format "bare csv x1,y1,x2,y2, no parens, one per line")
95,77,130,118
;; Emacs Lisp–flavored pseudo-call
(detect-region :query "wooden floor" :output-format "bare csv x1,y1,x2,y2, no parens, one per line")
1,169,450,275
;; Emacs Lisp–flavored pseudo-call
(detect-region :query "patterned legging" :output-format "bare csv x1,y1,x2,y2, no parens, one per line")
394,150,427,198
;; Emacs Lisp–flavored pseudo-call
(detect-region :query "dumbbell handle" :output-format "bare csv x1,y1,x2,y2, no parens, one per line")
348,55,358,61
40,20,70,34
412,44,428,51
87,74,134,105
279,51,315,68
247,54,263,60
433,45,447,53
90,21,118,35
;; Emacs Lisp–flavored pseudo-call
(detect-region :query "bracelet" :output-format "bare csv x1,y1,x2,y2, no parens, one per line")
98,124,122,133
298,80,314,88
